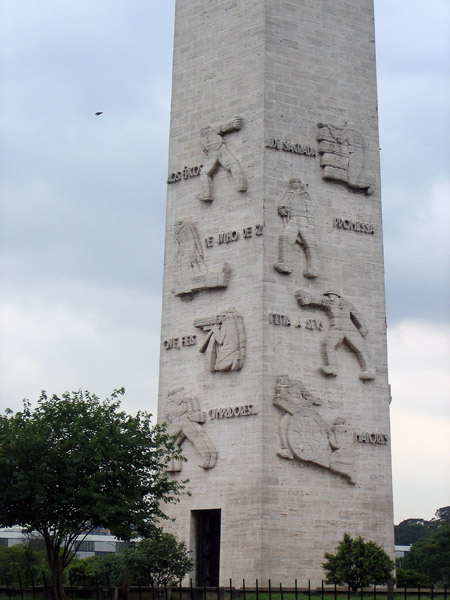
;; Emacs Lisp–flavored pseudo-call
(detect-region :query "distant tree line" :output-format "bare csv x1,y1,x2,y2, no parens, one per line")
395,506,450,545
395,507,450,586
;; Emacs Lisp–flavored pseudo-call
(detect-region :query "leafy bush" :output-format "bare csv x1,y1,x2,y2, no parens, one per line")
126,530,193,586
0,544,48,586
396,568,431,587
322,533,395,590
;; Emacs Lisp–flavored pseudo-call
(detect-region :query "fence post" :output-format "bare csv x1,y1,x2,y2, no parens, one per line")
334,583,337,600
30,570,37,600
106,571,113,600
204,579,207,600
418,585,421,600
229,578,233,600
243,579,246,600
347,584,351,600
69,569,74,600
18,569,24,600
280,582,284,600
95,571,100,600
269,579,272,600
3,570,11,600
179,578,182,600
256,578,259,600
295,579,298,600
308,579,311,600
43,571,49,600
190,578,194,600
321,580,324,600
431,584,434,600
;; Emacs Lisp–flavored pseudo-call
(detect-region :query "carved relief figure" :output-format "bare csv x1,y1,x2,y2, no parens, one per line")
274,178,321,279
317,123,374,195
273,375,355,484
164,387,217,471
194,309,246,372
295,290,376,380
172,220,231,297
198,116,247,202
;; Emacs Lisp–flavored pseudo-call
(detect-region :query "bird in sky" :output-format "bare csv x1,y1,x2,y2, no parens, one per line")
95,111,103,116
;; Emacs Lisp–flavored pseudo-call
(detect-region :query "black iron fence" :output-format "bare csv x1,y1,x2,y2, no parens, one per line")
0,573,448,600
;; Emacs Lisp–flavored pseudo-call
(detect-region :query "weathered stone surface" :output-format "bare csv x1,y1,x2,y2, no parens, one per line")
158,0,394,586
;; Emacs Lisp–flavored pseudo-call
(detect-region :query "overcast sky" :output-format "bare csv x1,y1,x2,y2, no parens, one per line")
1,1,449,526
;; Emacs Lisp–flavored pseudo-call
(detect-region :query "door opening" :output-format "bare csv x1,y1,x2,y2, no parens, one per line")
193,509,221,586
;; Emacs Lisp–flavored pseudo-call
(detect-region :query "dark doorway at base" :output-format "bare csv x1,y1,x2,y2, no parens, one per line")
193,509,221,586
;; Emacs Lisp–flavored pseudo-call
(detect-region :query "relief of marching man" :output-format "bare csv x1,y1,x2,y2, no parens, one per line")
164,387,218,472
194,309,246,372
273,177,321,279
198,116,247,202
273,375,355,484
295,290,376,381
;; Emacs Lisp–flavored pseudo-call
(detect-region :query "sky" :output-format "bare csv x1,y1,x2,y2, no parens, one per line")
0,1,449,526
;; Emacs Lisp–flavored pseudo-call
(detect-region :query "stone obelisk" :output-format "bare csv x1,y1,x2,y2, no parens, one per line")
158,0,394,586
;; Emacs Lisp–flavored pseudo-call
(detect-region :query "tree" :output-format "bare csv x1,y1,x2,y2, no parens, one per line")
0,389,186,600
126,529,194,586
322,533,395,590
402,523,450,585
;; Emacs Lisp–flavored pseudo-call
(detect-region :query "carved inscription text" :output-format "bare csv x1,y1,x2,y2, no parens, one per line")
209,405,257,419
164,335,197,350
266,137,316,157
355,432,389,444
205,224,263,248
269,313,325,330
334,218,375,234
167,165,202,184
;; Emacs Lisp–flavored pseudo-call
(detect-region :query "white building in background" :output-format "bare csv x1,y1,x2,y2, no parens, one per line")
0,527,122,558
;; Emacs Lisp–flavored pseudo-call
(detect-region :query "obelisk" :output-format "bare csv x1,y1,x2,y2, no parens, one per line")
158,0,394,585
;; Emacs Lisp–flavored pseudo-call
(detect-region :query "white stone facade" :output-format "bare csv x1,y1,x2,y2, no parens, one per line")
158,0,394,586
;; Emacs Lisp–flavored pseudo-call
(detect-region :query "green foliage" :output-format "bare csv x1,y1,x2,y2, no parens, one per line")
395,568,431,587
66,554,124,587
0,389,186,600
66,530,193,588
402,523,450,585
0,544,48,586
394,506,450,545
322,533,395,591
126,530,194,586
